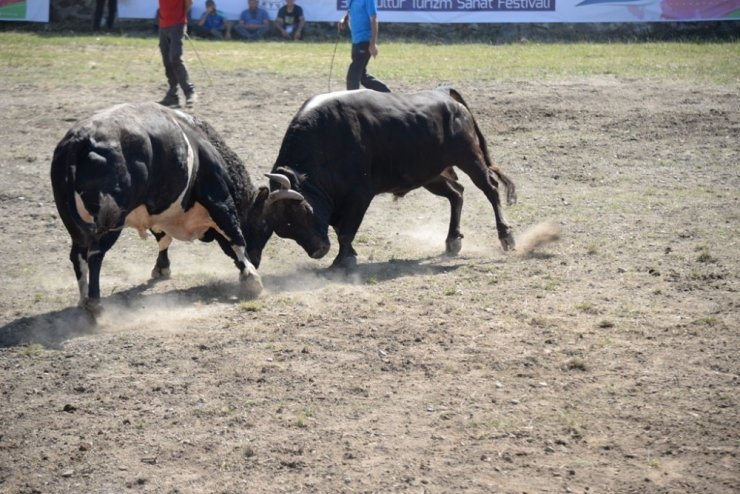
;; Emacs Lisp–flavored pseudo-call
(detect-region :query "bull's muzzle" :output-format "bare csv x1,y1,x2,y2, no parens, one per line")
310,243,331,259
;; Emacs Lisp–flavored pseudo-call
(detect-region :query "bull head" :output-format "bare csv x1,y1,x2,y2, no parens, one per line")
264,170,330,260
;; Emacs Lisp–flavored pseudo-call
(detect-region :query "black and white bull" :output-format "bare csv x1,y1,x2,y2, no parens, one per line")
50,102,271,314
260,87,517,271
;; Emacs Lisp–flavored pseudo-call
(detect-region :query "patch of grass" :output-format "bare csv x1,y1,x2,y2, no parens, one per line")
467,417,511,432
239,300,262,312
695,246,716,263
354,234,372,245
574,302,600,315
565,357,587,372
366,276,378,285
1,34,738,86
529,316,552,328
18,343,45,357
294,408,314,428
543,279,560,291
693,316,719,327
444,287,458,296
559,410,584,439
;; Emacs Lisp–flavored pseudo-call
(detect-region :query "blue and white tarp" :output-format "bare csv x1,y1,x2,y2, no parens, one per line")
117,0,740,23
3,0,737,23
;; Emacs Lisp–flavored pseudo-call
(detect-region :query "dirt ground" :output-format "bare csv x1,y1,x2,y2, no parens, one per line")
0,59,738,494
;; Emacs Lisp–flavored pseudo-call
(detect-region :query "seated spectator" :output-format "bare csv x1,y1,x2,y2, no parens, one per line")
233,0,270,41
275,0,305,40
195,0,231,40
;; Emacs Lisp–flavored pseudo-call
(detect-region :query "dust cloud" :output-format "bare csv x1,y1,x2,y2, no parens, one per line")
514,220,562,256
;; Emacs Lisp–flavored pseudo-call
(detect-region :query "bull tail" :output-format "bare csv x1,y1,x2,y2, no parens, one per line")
56,142,122,239
95,192,122,237
440,87,517,206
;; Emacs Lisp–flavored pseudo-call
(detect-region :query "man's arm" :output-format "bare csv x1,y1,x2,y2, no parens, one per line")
369,15,379,58
275,9,286,36
338,13,348,32
296,12,305,36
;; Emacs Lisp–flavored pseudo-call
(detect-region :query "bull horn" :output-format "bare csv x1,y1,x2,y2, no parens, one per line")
266,189,305,205
265,173,291,190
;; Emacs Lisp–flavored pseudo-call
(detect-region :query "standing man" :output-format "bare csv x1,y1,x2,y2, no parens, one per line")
158,0,197,108
338,0,390,92
93,0,117,31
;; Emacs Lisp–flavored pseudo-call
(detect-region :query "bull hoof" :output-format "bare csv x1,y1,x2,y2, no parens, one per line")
330,255,358,274
150,266,171,280
83,298,103,318
239,270,263,298
500,232,516,252
445,236,463,256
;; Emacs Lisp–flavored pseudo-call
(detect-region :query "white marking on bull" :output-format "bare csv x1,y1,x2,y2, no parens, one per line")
174,122,196,209
300,90,367,114
157,234,173,252
233,244,262,294
125,202,224,242
77,253,89,306
123,127,228,243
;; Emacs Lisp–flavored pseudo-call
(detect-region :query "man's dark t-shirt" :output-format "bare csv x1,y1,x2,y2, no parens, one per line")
277,4,303,34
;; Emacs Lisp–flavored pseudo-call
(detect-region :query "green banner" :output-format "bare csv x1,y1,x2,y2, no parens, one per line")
0,1,27,19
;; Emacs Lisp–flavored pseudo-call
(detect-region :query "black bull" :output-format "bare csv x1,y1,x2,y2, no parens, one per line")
260,87,517,270
50,103,271,314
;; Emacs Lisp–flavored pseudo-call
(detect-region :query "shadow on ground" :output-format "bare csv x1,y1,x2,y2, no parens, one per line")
0,256,462,349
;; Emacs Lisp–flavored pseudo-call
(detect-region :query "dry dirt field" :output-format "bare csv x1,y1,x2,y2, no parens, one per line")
0,55,738,493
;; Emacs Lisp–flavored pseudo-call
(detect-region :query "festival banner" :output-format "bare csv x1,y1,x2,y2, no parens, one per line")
117,0,740,24
0,0,48,22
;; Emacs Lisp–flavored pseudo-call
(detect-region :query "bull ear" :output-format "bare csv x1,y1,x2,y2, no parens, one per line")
256,186,270,202
253,186,270,210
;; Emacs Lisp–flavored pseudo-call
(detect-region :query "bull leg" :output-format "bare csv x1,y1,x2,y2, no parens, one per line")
83,230,122,315
70,243,89,307
200,201,263,297
423,174,465,255
331,200,372,272
151,230,172,280
210,232,262,298
332,235,359,272
458,160,515,251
